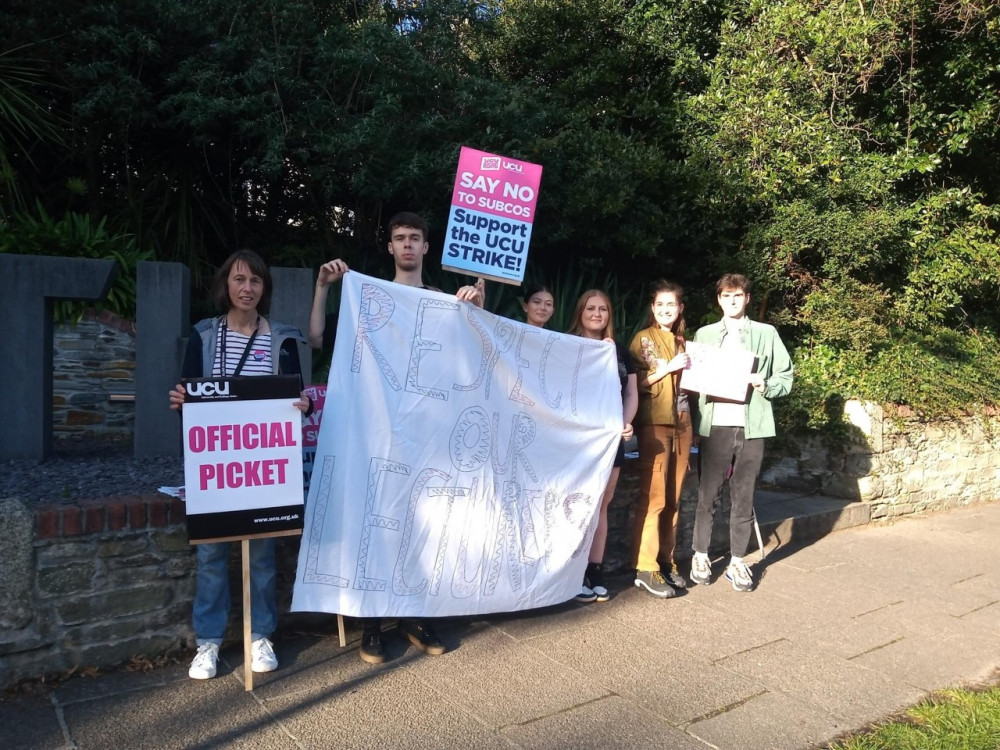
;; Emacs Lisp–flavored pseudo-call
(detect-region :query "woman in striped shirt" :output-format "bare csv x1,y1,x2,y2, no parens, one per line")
169,249,311,680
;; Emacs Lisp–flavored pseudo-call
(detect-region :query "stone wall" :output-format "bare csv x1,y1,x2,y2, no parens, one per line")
0,492,312,688
4,400,999,687
52,311,136,438
0,496,193,687
761,400,1000,517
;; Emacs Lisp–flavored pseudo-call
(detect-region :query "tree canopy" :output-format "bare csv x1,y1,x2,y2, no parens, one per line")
2,0,999,422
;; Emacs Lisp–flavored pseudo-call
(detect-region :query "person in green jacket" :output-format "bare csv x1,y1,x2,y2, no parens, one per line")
689,273,793,592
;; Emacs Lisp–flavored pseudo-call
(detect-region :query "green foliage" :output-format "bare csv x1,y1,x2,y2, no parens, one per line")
832,684,1000,750
898,188,1000,329
786,328,1000,434
683,0,1000,420
1,0,999,419
0,44,64,217
0,203,151,320
484,0,710,284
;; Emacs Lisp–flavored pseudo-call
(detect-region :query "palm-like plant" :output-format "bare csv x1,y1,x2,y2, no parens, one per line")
0,44,64,218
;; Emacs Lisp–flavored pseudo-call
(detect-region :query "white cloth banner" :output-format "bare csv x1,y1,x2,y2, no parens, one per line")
291,272,621,618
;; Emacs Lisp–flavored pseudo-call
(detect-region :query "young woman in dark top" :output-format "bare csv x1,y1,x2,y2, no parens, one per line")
567,290,638,602
521,283,555,328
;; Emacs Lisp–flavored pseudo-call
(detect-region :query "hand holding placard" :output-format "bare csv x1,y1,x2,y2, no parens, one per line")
443,147,543,285
680,341,757,402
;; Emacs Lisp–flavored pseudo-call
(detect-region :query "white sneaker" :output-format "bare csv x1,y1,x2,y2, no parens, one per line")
251,637,278,673
189,643,219,680
725,561,754,592
690,554,712,585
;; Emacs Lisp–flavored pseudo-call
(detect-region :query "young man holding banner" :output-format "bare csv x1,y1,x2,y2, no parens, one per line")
688,274,793,593
308,212,483,664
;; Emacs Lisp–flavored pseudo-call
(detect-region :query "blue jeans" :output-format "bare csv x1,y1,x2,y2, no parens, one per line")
193,539,277,646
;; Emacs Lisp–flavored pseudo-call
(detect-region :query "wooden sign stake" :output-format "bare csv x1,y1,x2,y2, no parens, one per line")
242,539,253,692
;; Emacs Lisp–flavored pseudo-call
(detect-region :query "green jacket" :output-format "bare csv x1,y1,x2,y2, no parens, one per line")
690,318,793,439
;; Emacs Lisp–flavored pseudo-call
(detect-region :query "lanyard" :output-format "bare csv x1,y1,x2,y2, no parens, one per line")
219,316,260,376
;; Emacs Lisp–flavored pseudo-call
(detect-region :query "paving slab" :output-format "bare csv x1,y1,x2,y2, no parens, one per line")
849,628,1000,692
616,588,786,663
853,595,996,640
500,695,706,750
4,502,1000,750
685,689,848,750
756,536,874,572
745,562,903,621
248,633,397,700
62,678,296,749
393,625,611,728
263,663,515,750
683,571,879,657
528,607,762,725
912,503,1000,535
950,598,1000,637
714,637,926,727
52,661,190,705
0,693,68,750
789,613,911,663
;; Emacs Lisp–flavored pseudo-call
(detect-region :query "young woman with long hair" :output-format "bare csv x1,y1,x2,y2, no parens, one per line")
169,250,312,679
567,289,638,602
627,281,691,598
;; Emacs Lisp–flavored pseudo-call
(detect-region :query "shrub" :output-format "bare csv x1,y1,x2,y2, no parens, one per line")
0,203,151,321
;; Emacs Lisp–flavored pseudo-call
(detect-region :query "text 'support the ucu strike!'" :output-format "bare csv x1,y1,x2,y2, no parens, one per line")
292,272,621,618
442,146,543,285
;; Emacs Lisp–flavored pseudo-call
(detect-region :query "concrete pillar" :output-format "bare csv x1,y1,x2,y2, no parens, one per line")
271,267,314,386
133,262,190,458
0,498,34,631
0,255,117,460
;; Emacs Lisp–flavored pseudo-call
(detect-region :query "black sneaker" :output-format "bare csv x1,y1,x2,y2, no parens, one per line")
634,570,678,598
359,626,386,664
664,566,688,589
586,563,609,602
398,620,446,655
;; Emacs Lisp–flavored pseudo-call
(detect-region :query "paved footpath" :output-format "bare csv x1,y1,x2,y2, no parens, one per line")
4,502,1000,750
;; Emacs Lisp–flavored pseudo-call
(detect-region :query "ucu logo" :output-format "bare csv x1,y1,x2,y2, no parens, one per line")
502,161,523,173
188,380,230,397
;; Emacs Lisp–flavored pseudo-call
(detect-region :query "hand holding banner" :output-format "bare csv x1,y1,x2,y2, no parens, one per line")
292,272,621,619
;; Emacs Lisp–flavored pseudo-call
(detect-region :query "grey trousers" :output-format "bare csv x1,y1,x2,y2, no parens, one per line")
692,426,764,558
